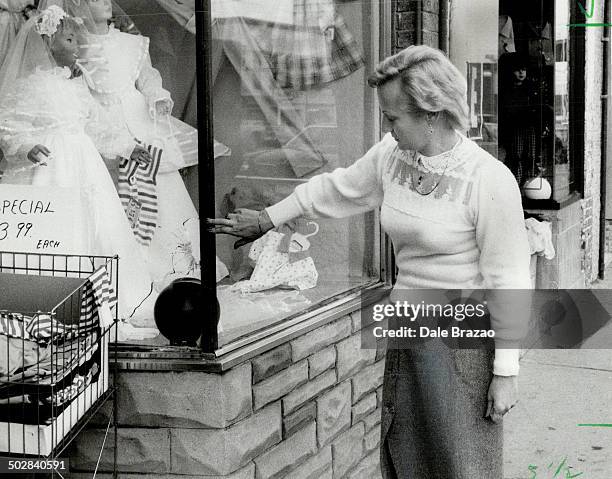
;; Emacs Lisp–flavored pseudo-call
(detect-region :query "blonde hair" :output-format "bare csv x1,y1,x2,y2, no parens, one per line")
368,45,469,131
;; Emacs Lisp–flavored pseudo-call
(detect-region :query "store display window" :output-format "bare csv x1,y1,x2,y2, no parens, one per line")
0,0,387,355
210,0,383,347
449,0,583,206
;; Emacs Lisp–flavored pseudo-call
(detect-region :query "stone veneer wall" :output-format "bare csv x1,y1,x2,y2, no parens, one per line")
605,220,612,266
67,311,386,478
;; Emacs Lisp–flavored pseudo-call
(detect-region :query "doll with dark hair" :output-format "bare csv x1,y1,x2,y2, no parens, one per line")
498,53,540,187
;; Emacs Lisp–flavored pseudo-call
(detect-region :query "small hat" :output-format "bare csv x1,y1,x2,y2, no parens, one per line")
502,52,529,71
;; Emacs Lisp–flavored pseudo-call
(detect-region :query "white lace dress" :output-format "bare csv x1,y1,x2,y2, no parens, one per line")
0,67,153,320
80,26,200,283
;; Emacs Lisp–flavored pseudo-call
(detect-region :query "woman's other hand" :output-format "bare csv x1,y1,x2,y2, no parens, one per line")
486,375,518,423
112,15,138,35
206,209,274,249
27,145,51,165
130,145,152,167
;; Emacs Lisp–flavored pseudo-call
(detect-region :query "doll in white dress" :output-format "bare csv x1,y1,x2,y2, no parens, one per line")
0,7,156,325
39,0,202,286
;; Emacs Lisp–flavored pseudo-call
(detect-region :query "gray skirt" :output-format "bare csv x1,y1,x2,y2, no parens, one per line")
380,340,502,479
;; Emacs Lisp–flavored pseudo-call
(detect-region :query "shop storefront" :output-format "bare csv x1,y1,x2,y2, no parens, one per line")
0,0,608,477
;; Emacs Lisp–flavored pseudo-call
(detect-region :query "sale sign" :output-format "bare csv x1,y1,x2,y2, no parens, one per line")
0,185,85,254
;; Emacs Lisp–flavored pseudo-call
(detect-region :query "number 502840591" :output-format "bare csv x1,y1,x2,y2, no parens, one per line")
0,222,33,240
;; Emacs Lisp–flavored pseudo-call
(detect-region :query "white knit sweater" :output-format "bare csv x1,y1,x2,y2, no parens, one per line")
267,133,532,375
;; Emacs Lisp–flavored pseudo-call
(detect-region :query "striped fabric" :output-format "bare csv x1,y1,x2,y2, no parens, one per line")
0,267,115,343
118,142,162,246
0,312,31,340
25,313,82,343
78,266,117,331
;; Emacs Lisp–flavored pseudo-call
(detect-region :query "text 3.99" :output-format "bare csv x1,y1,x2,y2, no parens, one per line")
0,222,33,240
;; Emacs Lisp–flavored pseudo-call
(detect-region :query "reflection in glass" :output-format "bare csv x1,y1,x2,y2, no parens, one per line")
498,0,556,197
553,0,571,201
0,1,204,345
449,0,499,158
211,1,379,345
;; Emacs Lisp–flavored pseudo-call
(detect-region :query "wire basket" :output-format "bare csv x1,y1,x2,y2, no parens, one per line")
0,251,118,459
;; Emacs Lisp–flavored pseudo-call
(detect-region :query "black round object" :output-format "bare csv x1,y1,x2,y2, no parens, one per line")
154,277,202,346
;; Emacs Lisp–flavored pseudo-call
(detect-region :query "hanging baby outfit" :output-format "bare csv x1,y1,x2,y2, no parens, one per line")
272,0,365,90
515,21,554,67
118,143,162,247
213,0,364,91
498,15,516,57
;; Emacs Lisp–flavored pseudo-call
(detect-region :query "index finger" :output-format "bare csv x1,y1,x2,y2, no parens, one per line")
40,146,51,156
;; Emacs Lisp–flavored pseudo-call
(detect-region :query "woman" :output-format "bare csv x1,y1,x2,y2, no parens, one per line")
0,6,155,324
209,45,532,478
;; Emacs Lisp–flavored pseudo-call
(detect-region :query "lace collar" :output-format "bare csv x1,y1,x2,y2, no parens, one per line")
87,24,118,41
33,66,72,79
399,132,470,174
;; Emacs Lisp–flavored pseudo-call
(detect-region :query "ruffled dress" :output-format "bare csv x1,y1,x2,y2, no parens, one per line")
79,26,201,283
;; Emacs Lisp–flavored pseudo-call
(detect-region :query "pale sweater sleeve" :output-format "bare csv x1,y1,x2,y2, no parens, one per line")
474,157,532,376
266,134,394,226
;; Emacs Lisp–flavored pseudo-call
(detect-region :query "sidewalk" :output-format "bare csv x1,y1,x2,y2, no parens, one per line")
504,278,612,478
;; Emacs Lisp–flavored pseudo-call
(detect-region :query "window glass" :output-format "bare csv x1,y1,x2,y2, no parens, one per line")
497,0,556,197
449,0,499,158
210,0,380,346
553,0,571,200
0,0,200,347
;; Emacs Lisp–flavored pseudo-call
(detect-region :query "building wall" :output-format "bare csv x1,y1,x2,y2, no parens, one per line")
67,312,386,478
394,0,606,285
582,7,606,283
394,0,439,52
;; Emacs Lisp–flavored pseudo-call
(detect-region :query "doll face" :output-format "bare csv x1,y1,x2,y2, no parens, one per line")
49,24,83,68
513,68,527,83
86,0,113,22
